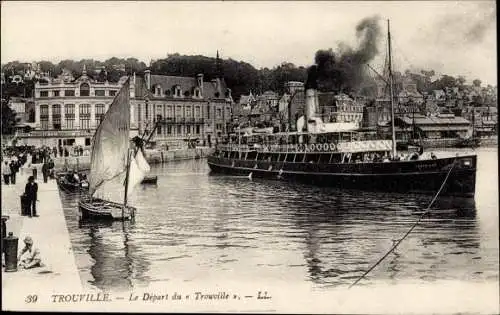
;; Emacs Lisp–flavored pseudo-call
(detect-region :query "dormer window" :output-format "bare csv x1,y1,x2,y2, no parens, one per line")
174,86,181,97
155,85,162,96
80,83,90,97
194,88,201,98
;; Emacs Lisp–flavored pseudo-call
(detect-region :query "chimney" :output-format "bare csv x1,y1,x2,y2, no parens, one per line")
145,70,151,90
215,78,221,96
130,72,136,98
196,73,204,95
305,89,318,120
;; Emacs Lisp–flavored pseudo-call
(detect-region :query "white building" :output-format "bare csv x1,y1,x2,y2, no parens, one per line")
18,66,138,147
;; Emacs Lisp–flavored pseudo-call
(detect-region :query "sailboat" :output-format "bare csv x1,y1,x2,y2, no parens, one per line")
79,79,151,221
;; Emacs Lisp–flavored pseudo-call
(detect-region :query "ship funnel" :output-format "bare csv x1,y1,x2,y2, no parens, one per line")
305,89,318,119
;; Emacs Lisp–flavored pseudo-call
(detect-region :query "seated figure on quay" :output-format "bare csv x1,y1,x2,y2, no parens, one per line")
18,236,44,269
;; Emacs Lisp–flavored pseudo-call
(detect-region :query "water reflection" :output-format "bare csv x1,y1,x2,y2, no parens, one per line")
58,149,497,291
79,219,151,291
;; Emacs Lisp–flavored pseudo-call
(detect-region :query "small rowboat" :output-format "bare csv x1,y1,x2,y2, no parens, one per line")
141,175,158,185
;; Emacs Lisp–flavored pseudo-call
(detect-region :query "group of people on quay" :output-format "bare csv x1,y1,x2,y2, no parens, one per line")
1,145,57,185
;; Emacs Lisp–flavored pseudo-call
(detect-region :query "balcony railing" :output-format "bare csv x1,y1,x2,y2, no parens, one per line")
159,117,205,124
17,129,95,138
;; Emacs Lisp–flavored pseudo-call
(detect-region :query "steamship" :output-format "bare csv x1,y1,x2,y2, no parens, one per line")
207,21,477,197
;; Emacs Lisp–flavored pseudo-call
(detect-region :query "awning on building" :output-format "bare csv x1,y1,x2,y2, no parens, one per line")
417,126,470,132
482,120,497,126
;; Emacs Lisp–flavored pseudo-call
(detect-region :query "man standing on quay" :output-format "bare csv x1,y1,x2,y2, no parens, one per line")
2,160,11,185
24,176,39,217
41,160,49,183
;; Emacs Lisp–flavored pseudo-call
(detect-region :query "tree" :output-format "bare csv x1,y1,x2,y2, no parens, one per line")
1,98,17,134
473,79,482,87
457,76,466,86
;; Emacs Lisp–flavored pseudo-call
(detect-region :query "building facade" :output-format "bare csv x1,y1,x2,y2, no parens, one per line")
132,71,233,148
19,66,234,149
317,92,364,127
19,67,138,147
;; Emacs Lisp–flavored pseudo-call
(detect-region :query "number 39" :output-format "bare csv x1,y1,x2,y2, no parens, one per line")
25,295,38,303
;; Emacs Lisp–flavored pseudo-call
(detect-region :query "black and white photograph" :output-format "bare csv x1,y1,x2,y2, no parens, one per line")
1,1,498,313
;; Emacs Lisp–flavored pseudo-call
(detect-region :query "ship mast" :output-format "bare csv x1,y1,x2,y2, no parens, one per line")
388,19,397,158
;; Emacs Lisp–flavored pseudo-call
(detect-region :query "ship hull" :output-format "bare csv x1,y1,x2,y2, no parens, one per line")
207,155,476,197
57,177,89,192
141,175,158,185
78,198,136,221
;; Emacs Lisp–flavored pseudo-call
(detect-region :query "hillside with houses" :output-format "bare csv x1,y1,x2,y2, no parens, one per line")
1,57,497,147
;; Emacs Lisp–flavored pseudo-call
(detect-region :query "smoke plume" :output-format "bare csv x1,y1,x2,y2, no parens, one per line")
306,15,381,95
429,2,495,47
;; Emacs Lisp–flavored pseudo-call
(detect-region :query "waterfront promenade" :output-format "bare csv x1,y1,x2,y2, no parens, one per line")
52,146,213,171
2,170,82,310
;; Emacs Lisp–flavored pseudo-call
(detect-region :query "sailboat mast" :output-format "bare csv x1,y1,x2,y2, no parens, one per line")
388,19,397,157
123,149,132,208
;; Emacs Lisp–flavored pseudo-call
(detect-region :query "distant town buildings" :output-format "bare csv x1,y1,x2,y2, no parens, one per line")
13,64,234,148
18,66,131,147
2,57,497,147
133,70,233,147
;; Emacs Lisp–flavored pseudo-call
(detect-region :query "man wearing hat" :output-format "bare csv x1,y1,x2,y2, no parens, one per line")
24,176,38,217
18,236,42,269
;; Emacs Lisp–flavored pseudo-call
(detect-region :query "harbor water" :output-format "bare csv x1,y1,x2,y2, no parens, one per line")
59,147,498,292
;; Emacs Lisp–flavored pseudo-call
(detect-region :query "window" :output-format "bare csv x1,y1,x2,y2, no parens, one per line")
216,108,222,118
53,90,60,97
65,90,75,97
109,90,116,96
177,125,182,135
95,104,105,125
65,104,75,129
176,87,181,97
95,90,105,97
195,106,200,118
195,89,200,98
40,105,49,129
52,104,61,130
79,104,91,129
40,91,48,97
28,108,35,122
186,106,192,119
167,125,172,134
85,138,91,146
80,83,90,97
176,106,182,118
157,125,162,135
186,125,191,134
166,106,172,118
207,104,210,119
156,104,163,119
145,101,150,121
195,125,200,134
155,86,161,96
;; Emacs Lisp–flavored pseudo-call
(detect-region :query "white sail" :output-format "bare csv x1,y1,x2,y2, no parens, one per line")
126,149,151,197
88,79,131,197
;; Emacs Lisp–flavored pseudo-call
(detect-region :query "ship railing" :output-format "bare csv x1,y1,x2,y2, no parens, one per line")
219,144,334,153
218,139,393,153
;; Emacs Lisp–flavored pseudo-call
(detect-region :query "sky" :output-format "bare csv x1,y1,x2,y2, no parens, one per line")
1,1,497,85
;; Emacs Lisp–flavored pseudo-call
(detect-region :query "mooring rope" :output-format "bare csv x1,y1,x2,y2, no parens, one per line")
349,159,457,289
